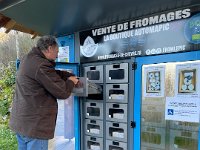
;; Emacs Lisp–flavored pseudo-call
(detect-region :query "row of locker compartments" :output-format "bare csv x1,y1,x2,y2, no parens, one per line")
85,119,128,142
84,63,129,83
86,84,128,103
141,126,198,150
85,102,128,122
142,104,199,131
85,136,127,150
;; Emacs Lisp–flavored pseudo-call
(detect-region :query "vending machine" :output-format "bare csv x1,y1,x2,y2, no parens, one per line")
56,7,200,150
56,35,135,150
80,60,134,150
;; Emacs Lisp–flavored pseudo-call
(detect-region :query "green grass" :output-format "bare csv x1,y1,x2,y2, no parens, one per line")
0,124,17,150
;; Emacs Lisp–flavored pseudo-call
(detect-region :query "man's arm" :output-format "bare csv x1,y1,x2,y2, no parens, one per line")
56,70,75,81
35,63,75,99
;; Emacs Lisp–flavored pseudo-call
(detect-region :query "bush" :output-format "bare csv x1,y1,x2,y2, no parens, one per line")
0,63,15,123
0,125,17,150
0,62,17,149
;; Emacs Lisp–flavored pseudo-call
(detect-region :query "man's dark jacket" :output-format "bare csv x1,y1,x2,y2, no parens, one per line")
9,47,75,139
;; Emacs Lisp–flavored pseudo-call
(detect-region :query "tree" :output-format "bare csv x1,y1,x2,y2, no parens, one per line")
0,30,39,149
17,32,39,60
0,31,16,65
0,30,39,65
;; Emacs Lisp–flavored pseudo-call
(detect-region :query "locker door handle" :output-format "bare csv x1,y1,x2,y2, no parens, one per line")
130,121,136,128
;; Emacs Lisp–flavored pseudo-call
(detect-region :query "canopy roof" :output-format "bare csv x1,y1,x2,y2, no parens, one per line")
0,0,200,36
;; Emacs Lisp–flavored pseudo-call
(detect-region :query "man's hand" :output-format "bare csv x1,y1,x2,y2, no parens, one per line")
75,80,84,88
68,76,79,85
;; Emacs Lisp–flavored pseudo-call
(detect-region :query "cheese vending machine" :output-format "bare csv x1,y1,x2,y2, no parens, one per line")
80,60,134,150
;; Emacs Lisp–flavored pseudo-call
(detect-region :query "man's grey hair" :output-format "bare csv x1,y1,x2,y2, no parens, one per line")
37,35,58,51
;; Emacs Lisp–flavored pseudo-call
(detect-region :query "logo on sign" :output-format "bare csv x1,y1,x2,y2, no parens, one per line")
80,36,98,57
168,109,174,115
184,13,200,44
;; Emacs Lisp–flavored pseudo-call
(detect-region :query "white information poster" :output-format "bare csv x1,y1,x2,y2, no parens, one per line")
165,97,200,123
143,65,165,97
175,62,200,98
57,46,69,62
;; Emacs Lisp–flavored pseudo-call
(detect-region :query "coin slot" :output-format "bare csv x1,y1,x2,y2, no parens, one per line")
90,137,96,141
113,104,119,108
90,120,96,124
90,67,96,70
113,64,120,68
113,85,120,88
113,141,119,145
90,103,96,106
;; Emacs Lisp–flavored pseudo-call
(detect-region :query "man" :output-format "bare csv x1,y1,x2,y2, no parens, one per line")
9,35,78,150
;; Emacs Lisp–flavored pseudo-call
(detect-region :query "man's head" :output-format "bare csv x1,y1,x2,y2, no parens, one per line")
37,35,59,61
